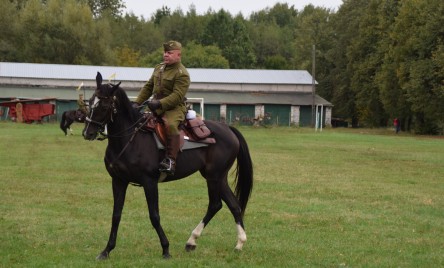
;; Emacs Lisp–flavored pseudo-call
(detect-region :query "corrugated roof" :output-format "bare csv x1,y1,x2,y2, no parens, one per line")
0,62,316,85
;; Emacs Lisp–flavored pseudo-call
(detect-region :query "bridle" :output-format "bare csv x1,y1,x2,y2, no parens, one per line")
84,88,153,169
84,86,151,166
84,89,117,140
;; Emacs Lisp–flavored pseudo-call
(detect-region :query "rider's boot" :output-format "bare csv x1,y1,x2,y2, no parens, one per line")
159,134,180,175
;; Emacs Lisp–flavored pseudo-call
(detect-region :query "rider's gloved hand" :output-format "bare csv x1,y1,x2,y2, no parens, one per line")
131,102,139,109
148,100,161,111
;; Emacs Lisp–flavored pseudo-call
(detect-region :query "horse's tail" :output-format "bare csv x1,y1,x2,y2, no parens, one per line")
60,111,67,135
229,126,253,219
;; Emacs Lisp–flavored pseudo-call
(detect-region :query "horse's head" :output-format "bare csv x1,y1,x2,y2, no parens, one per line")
83,72,121,140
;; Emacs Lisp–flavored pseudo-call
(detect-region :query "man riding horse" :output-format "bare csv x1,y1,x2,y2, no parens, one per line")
77,93,88,121
133,40,189,175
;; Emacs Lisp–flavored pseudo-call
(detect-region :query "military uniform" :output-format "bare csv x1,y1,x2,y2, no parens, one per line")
135,40,190,175
77,94,88,119
135,61,190,135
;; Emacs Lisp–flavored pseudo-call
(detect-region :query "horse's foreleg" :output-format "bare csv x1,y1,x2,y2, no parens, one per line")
97,178,128,260
185,178,223,251
143,179,171,259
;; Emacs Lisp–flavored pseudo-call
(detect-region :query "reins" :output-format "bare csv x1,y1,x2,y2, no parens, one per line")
107,115,151,168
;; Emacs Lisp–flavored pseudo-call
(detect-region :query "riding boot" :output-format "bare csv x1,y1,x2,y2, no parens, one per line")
159,134,180,175
76,110,83,121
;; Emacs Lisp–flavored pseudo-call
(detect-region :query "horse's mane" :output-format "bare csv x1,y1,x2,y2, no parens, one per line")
113,85,140,123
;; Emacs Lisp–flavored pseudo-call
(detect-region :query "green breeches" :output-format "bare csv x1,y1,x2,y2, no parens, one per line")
163,107,186,135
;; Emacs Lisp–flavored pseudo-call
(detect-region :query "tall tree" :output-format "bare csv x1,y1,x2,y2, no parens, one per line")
375,0,408,128
0,0,19,61
152,5,171,25
223,16,256,68
107,13,163,58
346,0,386,127
201,11,255,68
114,45,140,66
183,42,229,68
87,0,125,18
200,9,234,50
139,42,229,69
390,0,444,133
293,5,336,102
328,0,370,126
15,0,114,65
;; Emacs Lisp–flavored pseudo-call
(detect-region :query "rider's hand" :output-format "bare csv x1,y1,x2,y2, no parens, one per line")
131,102,139,109
148,100,161,111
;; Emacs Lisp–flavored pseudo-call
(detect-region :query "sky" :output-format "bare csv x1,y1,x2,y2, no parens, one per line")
123,0,343,19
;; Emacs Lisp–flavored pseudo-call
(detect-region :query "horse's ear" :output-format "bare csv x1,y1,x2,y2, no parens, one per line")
96,72,103,88
110,81,121,95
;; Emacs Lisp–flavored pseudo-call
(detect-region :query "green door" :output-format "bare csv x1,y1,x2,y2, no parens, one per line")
203,104,220,121
226,105,255,125
299,106,313,127
56,100,78,121
264,104,291,126
191,103,201,116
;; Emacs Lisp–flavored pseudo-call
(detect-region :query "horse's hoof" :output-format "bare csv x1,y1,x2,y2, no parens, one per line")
185,244,196,252
163,253,172,259
96,252,109,260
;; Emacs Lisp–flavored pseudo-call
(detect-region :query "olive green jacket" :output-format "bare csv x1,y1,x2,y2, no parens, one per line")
77,99,87,114
136,62,190,115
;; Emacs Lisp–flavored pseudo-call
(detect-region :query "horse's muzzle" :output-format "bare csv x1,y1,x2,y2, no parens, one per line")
83,130,97,141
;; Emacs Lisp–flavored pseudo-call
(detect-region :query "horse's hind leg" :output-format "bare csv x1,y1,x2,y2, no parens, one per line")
220,180,247,250
61,124,68,136
185,178,223,251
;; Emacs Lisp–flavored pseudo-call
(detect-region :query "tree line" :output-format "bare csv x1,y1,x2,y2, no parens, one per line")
1,0,443,134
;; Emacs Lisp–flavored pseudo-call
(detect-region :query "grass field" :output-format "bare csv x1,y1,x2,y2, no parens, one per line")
1,122,443,267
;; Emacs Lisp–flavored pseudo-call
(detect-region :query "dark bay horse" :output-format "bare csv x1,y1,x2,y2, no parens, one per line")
82,72,253,259
60,109,85,135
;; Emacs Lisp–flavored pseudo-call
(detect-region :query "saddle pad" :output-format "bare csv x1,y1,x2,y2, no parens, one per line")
153,134,209,150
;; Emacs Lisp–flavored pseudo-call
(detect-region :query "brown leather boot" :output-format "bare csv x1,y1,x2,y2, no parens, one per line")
159,134,180,175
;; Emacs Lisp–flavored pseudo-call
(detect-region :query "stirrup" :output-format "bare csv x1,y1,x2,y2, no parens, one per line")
159,157,175,174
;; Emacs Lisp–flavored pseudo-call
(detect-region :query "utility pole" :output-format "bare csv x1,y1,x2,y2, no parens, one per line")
311,44,316,128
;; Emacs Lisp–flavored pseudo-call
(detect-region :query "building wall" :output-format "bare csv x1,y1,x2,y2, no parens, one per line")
0,77,313,93
291,106,300,126
1,77,331,126
325,107,332,127
255,105,264,119
191,83,313,93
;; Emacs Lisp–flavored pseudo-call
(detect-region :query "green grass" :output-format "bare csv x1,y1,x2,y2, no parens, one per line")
1,122,443,267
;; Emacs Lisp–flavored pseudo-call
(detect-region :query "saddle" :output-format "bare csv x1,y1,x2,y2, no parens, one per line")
141,113,215,150
76,109,86,121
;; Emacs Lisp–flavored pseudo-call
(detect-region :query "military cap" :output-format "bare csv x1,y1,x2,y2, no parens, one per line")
163,40,182,51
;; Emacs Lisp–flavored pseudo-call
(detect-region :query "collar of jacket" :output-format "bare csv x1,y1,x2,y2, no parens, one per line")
164,61,181,70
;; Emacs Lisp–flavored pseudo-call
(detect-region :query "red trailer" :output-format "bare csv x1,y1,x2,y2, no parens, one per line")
0,98,56,123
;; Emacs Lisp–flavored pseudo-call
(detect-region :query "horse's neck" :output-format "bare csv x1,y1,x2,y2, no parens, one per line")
107,114,135,138
106,113,155,149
